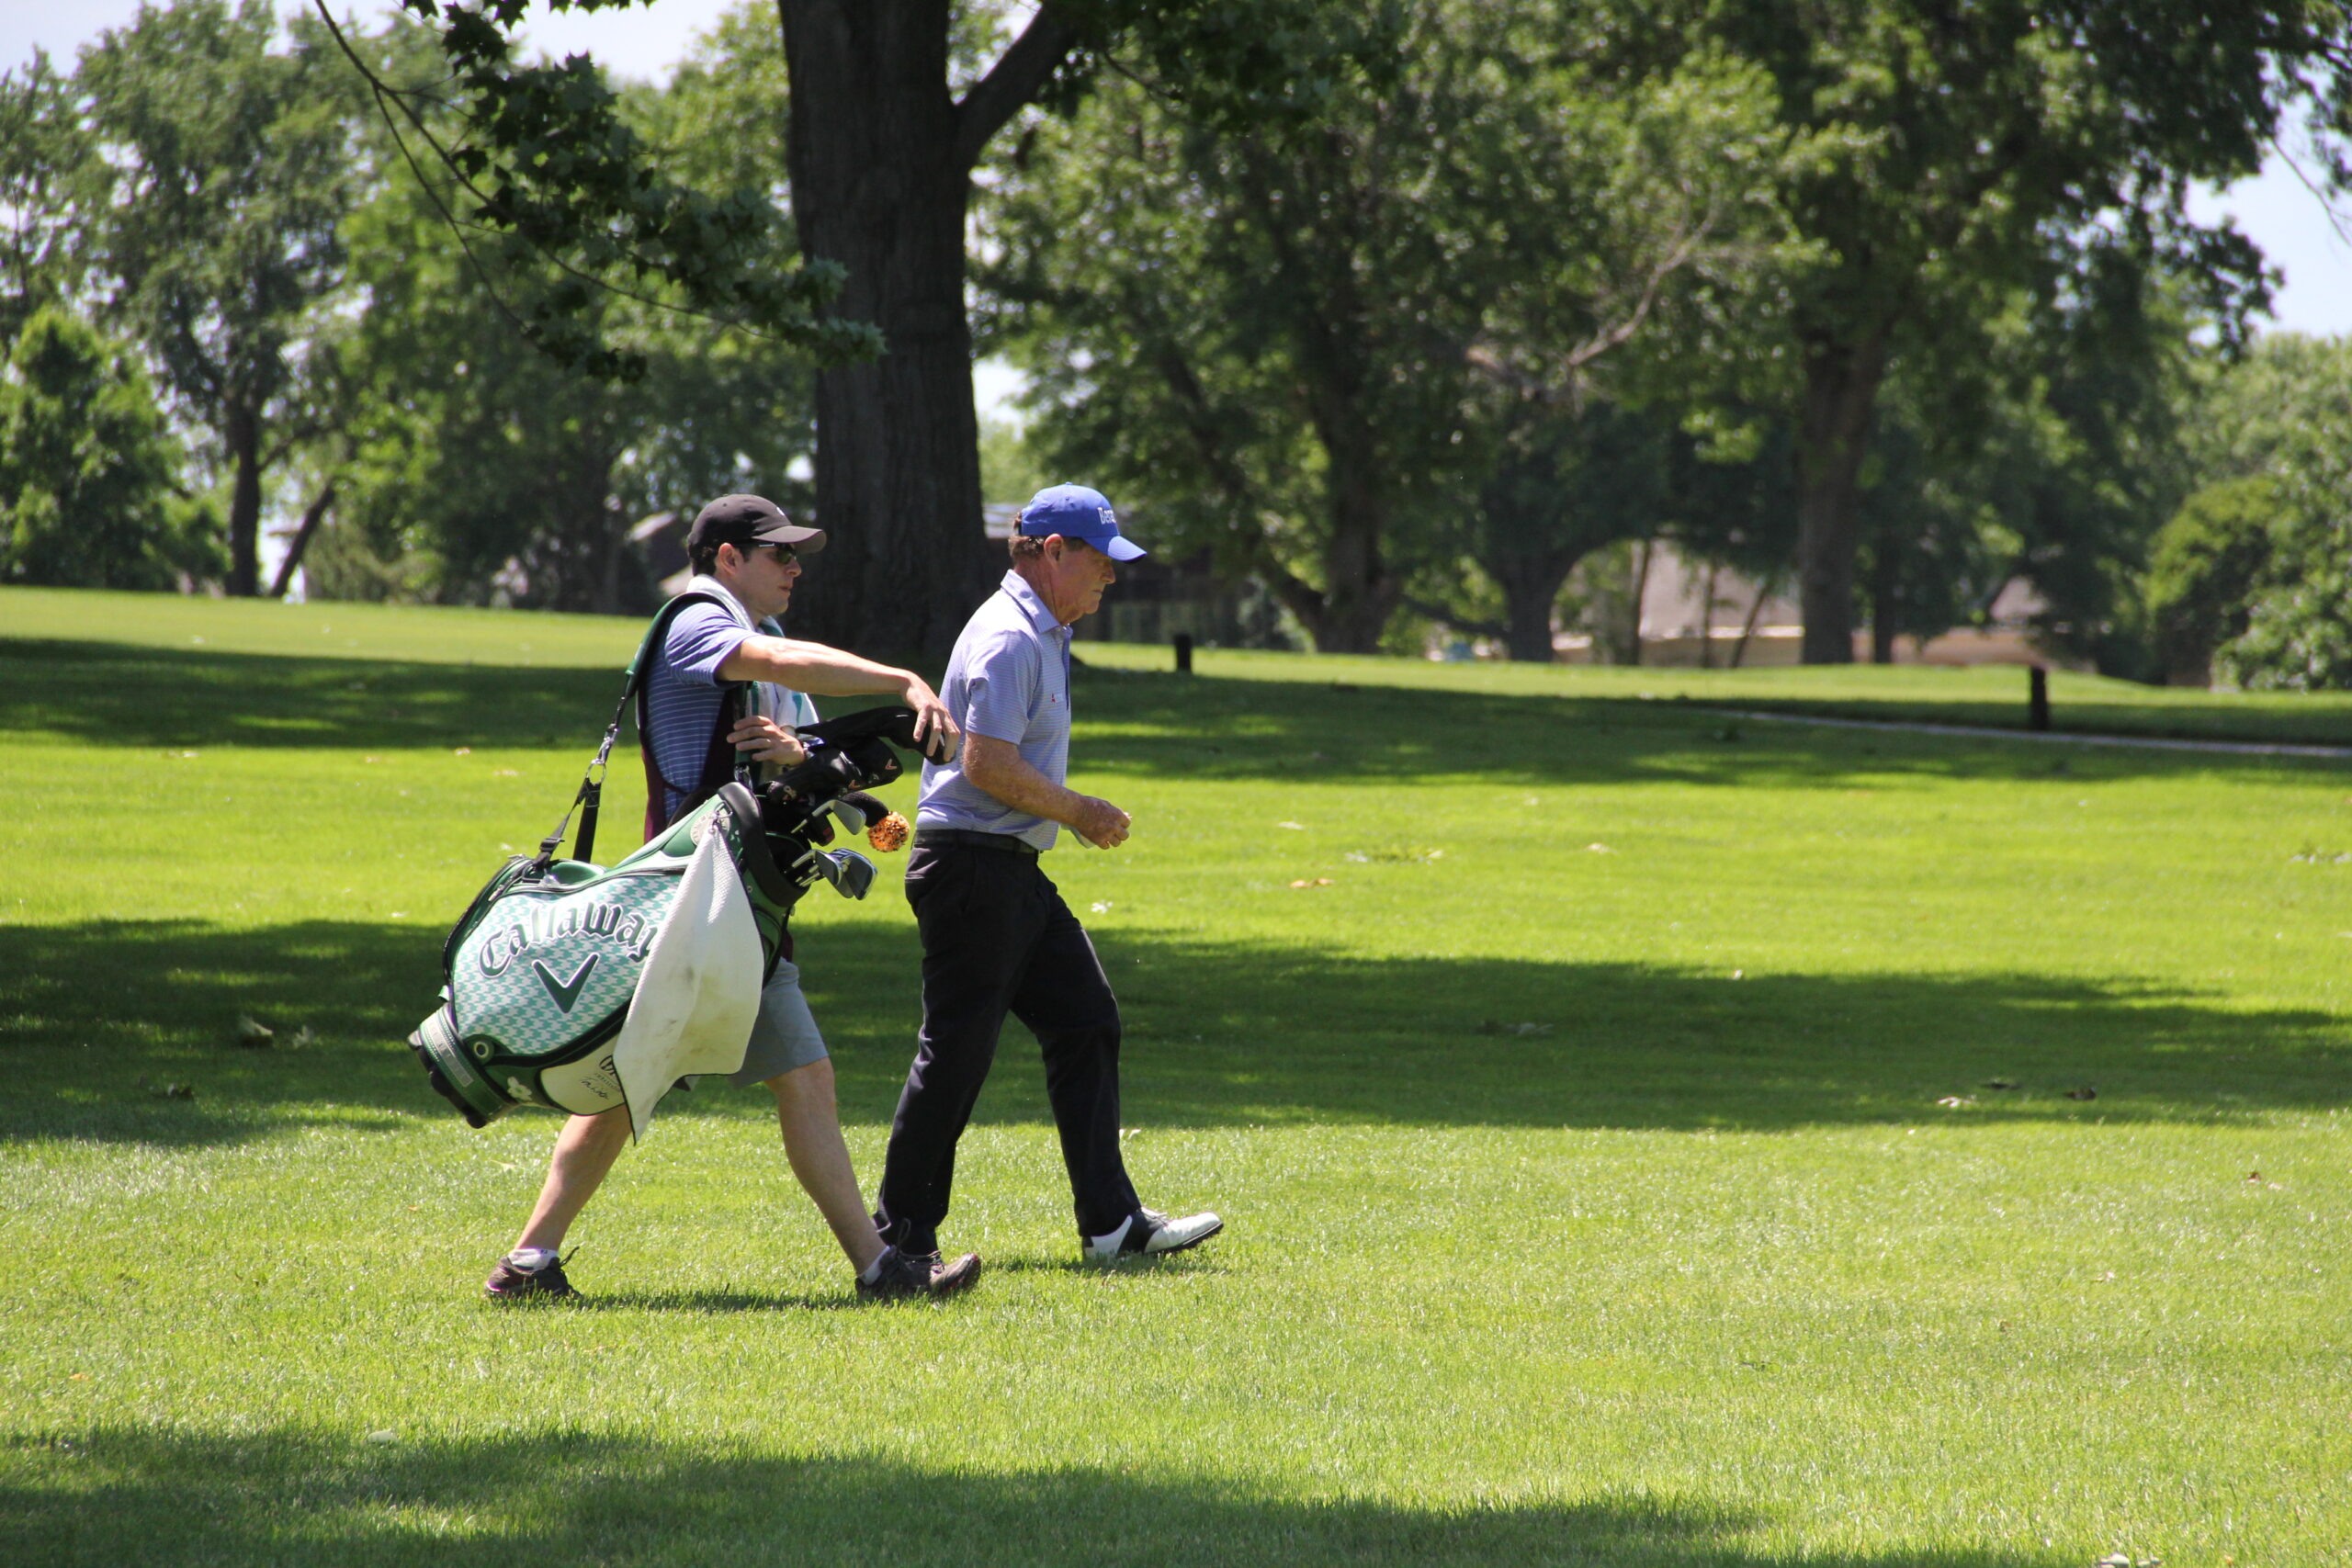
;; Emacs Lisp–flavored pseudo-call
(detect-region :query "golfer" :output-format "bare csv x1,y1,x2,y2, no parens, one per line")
484,494,980,1303
872,484,1222,1263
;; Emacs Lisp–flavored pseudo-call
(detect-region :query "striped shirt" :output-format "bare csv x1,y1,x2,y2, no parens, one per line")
643,589,816,824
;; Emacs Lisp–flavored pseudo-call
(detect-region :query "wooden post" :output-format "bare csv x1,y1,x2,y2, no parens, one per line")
2028,665,2050,731
1174,633,1194,674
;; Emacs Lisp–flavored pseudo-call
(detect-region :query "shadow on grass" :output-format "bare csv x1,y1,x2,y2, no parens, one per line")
10,637,2343,785
1055,663,2351,787
3,917,2341,1150
2,1426,2063,1568
0,638,627,753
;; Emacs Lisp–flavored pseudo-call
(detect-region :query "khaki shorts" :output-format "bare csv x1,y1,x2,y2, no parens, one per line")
727,958,829,1087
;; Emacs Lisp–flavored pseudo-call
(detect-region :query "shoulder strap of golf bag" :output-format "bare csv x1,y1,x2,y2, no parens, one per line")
530,592,729,876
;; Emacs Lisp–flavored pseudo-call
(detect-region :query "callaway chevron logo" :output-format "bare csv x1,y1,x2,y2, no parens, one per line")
476,896,657,976
532,953,600,1012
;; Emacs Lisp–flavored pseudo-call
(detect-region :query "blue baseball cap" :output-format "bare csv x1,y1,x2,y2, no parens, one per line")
1018,483,1147,561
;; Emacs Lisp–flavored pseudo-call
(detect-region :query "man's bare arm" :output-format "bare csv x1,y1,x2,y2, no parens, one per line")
961,734,1129,848
718,635,958,756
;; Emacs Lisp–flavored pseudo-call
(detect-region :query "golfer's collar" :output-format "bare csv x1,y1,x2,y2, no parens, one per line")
999,570,1062,637
685,573,779,635
686,573,754,626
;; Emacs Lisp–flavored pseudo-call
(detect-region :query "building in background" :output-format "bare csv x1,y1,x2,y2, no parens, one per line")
1557,542,2073,669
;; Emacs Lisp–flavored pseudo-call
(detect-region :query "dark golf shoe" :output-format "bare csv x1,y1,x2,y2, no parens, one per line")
857,1244,983,1302
483,1252,580,1302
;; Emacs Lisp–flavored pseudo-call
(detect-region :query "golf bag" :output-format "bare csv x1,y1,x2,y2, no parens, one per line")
408,609,934,1134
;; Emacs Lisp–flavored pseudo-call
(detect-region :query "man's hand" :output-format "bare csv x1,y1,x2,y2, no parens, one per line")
900,674,962,763
727,716,807,767
1069,795,1131,849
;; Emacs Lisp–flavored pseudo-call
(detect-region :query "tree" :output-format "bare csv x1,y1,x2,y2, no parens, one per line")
74,0,368,596
2153,333,2352,691
2146,475,2275,684
987,4,1794,653
364,0,1101,655
311,17,821,611
367,0,1406,658
0,306,216,589
1709,0,2349,661
0,53,89,347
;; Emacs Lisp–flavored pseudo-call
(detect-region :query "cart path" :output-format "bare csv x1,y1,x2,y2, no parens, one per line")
1699,706,2352,760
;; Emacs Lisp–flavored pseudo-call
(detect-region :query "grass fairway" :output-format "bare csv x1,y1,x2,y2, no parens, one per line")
3,584,2348,1568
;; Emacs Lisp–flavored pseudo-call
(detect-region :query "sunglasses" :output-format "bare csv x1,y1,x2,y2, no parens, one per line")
739,541,797,563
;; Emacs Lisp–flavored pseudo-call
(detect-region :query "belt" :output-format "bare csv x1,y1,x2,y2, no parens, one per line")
917,828,1042,860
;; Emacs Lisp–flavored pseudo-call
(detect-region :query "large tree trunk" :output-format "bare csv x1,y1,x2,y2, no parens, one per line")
224,401,263,597
1792,331,1887,664
777,1,1015,663
1312,465,1398,653
1868,536,1898,664
1500,567,1566,662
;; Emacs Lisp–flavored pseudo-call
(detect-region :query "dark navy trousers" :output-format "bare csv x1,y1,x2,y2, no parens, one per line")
874,841,1140,1252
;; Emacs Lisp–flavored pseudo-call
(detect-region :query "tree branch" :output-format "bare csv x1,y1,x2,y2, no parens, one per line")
1400,593,1504,638
267,475,336,599
953,6,1079,174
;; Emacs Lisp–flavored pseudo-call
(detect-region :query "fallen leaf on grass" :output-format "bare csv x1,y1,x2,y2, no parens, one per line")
1585,842,1614,854
2245,1170,2262,1182
492,769,520,778
453,747,471,755
1274,821,1307,829
2064,1086,2098,1100
70,1373,87,1382
1936,1095,1975,1109
1287,878,1334,888
233,1013,274,1047
285,1026,317,1051
139,1077,195,1100
1091,901,1114,914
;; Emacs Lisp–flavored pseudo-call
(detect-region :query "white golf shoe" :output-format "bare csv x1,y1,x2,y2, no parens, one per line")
1083,1207,1224,1262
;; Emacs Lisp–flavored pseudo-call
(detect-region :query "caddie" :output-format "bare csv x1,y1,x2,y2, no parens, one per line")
872,483,1223,1264
483,493,981,1303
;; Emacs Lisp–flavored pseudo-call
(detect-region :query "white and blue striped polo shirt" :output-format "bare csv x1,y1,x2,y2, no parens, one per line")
915,570,1071,852
643,586,817,824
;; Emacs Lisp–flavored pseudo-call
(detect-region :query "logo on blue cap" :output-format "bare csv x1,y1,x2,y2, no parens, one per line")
1019,484,1147,561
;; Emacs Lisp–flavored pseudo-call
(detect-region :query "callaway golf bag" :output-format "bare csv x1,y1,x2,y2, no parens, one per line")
408,616,932,1133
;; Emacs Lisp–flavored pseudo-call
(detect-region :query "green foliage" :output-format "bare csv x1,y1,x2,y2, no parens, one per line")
2146,476,2277,684
0,52,87,345
978,412,1051,505
1701,0,2344,660
376,0,875,378
2159,335,2352,691
73,0,371,595
311,17,819,611
987,1,1799,655
0,309,215,589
